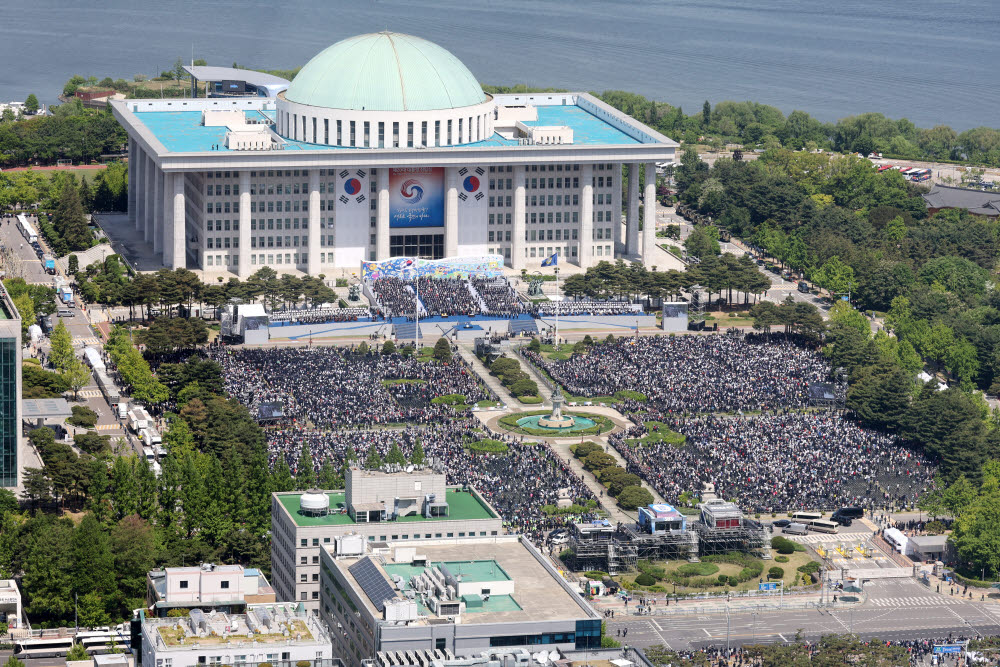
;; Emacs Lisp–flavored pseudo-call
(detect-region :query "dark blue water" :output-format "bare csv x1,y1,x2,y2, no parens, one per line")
1,0,996,130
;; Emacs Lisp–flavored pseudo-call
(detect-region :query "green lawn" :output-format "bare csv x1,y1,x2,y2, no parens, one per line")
616,550,819,593
624,421,686,447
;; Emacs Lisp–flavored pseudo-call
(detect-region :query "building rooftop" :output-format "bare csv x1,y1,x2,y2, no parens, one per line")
182,66,291,88
285,32,486,112
277,487,496,527
333,538,595,625
922,184,1000,216
145,604,328,650
129,99,646,153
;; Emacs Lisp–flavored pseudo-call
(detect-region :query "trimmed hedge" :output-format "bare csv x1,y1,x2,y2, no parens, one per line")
771,536,796,554
676,562,719,577
466,439,509,454
635,573,656,587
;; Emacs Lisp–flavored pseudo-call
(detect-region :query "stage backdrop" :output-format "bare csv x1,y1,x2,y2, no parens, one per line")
361,255,504,281
389,167,444,228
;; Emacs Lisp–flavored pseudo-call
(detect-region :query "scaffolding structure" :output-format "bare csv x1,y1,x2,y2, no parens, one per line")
692,520,769,557
622,525,699,562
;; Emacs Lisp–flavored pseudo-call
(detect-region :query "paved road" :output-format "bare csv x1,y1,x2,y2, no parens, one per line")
606,579,1000,650
0,214,135,456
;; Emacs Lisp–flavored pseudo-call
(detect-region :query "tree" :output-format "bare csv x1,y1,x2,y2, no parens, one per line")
68,254,79,274
63,358,91,399
702,100,711,127
381,339,396,355
49,320,75,371
24,94,39,115
433,337,452,362
617,485,654,510
296,445,316,490
827,301,869,336
173,58,186,82
410,441,425,466
811,256,856,296
66,644,90,661
52,180,92,251
364,444,383,470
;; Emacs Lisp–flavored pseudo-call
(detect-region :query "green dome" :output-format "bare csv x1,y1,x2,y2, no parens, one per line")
284,32,487,112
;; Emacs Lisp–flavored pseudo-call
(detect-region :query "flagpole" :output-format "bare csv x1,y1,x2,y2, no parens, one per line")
554,265,560,351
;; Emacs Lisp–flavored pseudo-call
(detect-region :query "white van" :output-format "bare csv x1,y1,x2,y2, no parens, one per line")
783,522,808,535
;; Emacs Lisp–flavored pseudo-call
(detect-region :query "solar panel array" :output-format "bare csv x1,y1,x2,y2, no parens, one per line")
349,557,397,612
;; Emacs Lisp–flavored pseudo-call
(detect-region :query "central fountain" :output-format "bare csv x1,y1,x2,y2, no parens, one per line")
511,387,602,434
536,389,575,429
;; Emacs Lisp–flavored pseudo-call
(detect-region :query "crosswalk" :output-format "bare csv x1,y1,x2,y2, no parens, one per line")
95,424,124,432
866,595,966,607
77,389,102,398
788,532,871,544
74,337,101,346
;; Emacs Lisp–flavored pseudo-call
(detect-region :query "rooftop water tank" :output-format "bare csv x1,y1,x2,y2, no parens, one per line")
300,489,330,516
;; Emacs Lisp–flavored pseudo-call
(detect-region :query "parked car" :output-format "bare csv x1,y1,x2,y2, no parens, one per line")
771,519,791,528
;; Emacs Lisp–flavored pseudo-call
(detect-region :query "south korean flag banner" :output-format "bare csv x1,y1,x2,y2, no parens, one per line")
457,166,487,209
337,169,370,207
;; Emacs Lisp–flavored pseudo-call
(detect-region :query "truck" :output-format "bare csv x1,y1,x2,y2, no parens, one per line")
58,286,74,307
127,406,153,434
142,446,162,477
140,427,162,448
42,254,56,274
83,346,106,373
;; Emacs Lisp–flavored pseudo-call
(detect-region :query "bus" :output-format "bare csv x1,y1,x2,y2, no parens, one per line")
807,519,840,534
14,636,74,659
790,511,822,523
910,168,932,182
16,214,38,244
76,629,130,655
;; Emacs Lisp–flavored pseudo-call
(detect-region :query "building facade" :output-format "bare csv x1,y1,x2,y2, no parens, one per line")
271,468,503,613
146,563,276,617
320,536,601,667
0,283,21,488
110,32,677,280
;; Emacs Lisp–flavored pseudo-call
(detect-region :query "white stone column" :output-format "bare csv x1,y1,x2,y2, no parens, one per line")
152,167,163,250
133,146,145,230
376,169,390,260
172,172,187,269
626,163,640,257
127,138,137,224
615,163,624,255
162,172,174,267
643,162,657,267
444,167,459,258
511,166,526,270
306,169,321,276
578,163,594,267
239,171,252,278
143,155,155,238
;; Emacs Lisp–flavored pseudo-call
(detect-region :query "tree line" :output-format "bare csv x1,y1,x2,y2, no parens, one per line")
0,101,126,168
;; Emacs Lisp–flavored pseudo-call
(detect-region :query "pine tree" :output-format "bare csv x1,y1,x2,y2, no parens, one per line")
53,180,92,251
271,458,294,492
410,441,425,466
317,458,342,490
296,445,316,490
385,443,406,466
365,444,383,470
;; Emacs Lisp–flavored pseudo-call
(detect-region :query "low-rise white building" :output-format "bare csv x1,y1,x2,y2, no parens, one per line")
146,563,276,617
139,603,337,667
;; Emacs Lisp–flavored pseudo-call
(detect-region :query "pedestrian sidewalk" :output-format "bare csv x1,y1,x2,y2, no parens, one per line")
457,345,517,406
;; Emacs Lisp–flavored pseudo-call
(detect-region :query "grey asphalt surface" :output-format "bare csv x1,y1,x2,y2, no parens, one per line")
606,579,1000,651
0,214,134,455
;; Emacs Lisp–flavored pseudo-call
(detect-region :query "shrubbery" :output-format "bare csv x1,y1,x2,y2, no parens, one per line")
771,536,796,554
634,573,656,587
767,566,784,580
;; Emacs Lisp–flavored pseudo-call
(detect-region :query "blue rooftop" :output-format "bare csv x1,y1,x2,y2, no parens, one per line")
135,104,641,153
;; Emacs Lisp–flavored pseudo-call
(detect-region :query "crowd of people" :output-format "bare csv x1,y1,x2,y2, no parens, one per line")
528,333,831,413
648,637,987,666
370,277,419,318
211,346,598,534
210,345,494,429
268,306,371,326
414,276,481,317
535,300,638,317
472,276,527,317
610,412,934,513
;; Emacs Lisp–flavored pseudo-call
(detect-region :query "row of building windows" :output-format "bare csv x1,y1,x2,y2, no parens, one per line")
284,112,489,148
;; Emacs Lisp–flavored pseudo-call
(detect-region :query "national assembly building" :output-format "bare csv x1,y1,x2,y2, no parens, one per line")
111,32,677,279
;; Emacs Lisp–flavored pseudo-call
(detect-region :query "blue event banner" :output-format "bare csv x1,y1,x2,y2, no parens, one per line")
389,167,444,228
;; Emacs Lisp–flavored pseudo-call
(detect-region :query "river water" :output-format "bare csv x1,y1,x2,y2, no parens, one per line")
1,0,996,130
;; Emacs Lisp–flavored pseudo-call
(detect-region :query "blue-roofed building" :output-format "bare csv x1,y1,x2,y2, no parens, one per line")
111,32,678,280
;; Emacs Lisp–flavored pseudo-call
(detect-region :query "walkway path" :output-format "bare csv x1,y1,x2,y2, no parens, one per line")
456,345,516,406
